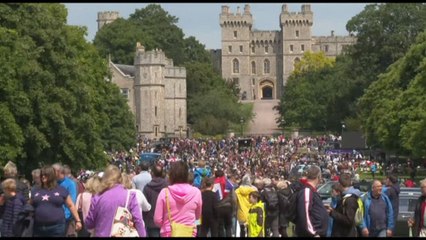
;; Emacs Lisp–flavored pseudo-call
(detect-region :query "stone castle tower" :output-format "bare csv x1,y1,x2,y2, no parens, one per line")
219,4,356,101
98,11,187,139
97,11,119,31
108,43,187,139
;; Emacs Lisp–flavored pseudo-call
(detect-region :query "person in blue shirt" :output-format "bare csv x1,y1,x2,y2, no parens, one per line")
52,163,78,237
360,180,394,237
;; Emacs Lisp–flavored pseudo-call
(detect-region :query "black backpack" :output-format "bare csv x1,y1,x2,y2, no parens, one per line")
285,181,308,224
13,203,34,237
264,188,279,211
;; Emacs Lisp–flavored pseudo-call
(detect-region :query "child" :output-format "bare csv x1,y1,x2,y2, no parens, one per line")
248,191,265,237
199,177,219,237
0,179,25,237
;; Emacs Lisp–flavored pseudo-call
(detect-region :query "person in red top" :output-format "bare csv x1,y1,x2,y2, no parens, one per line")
405,178,416,188
408,178,426,236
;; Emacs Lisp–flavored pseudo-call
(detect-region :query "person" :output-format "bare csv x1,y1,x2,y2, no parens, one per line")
247,191,265,237
31,169,42,192
326,173,360,237
276,180,291,237
30,165,82,237
122,173,151,216
76,175,101,237
214,169,236,237
64,165,85,195
326,182,344,237
85,165,146,237
154,161,202,237
360,179,394,237
235,174,257,237
260,177,279,237
199,177,219,237
405,178,416,188
52,163,78,237
384,175,400,230
408,178,426,237
0,179,26,237
143,164,168,237
295,165,328,237
371,162,377,179
193,160,211,189
132,161,152,192
3,161,30,202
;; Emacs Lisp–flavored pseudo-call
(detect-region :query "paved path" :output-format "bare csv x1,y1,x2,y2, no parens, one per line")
243,100,281,135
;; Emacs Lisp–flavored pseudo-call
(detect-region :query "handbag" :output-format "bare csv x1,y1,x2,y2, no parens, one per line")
110,190,139,237
165,188,195,237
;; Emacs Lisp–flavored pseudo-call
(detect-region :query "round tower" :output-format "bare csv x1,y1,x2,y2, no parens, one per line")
97,11,119,31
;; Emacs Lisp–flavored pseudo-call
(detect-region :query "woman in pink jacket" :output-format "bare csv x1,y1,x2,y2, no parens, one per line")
154,161,202,237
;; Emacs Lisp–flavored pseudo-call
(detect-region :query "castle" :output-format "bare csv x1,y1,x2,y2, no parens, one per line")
217,4,356,100
96,4,356,137
97,12,187,139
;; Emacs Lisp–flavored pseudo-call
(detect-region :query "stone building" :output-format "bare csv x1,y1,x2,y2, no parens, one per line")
108,44,187,139
97,12,187,139
218,4,356,100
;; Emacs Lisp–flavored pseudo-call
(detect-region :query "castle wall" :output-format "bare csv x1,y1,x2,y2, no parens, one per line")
109,62,136,114
220,4,356,100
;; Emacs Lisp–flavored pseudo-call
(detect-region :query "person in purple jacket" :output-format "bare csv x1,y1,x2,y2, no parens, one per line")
84,165,146,237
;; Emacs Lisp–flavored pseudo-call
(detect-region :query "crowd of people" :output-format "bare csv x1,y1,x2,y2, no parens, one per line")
0,134,423,237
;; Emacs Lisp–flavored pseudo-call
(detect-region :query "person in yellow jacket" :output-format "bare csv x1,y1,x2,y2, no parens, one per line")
248,191,265,237
235,174,257,237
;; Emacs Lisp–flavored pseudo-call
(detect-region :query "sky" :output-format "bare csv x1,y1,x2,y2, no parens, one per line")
65,3,367,50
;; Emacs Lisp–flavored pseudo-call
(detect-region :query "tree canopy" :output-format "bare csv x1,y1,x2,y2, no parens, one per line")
358,31,426,157
0,3,136,175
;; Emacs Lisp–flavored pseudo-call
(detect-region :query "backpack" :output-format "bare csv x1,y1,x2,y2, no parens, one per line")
286,182,308,224
13,203,34,237
342,194,364,226
264,188,279,211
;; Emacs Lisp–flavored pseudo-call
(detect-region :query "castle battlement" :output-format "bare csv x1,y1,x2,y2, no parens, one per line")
135,49,168,66
165,67,186,78
220,4,253,26
97,11,119,20
251,31,280,43
313,35,357,43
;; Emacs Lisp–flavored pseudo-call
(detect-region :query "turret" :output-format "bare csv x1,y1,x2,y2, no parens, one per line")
97,11,119,31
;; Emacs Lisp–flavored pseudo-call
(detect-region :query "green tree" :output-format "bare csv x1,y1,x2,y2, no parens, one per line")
345,3,426,102
358,31,426,157
93,18,147,65
0,3,136,175
293,51,335,76
129,4,185,65
185,62,252,135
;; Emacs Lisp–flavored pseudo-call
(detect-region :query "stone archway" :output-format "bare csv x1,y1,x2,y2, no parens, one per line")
259,80,274,100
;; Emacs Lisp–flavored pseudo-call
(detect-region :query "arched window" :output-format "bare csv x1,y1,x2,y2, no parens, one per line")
233,59,239,73
294,57,301,66
251,61,256,74
264,59,270,74
294,57,301,71
179,108,182,118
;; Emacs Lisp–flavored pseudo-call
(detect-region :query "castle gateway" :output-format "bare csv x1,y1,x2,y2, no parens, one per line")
219,4,356,100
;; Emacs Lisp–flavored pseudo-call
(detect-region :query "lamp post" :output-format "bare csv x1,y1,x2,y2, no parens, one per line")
341,121,345,148
240,117,244,137
281,117,286,135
